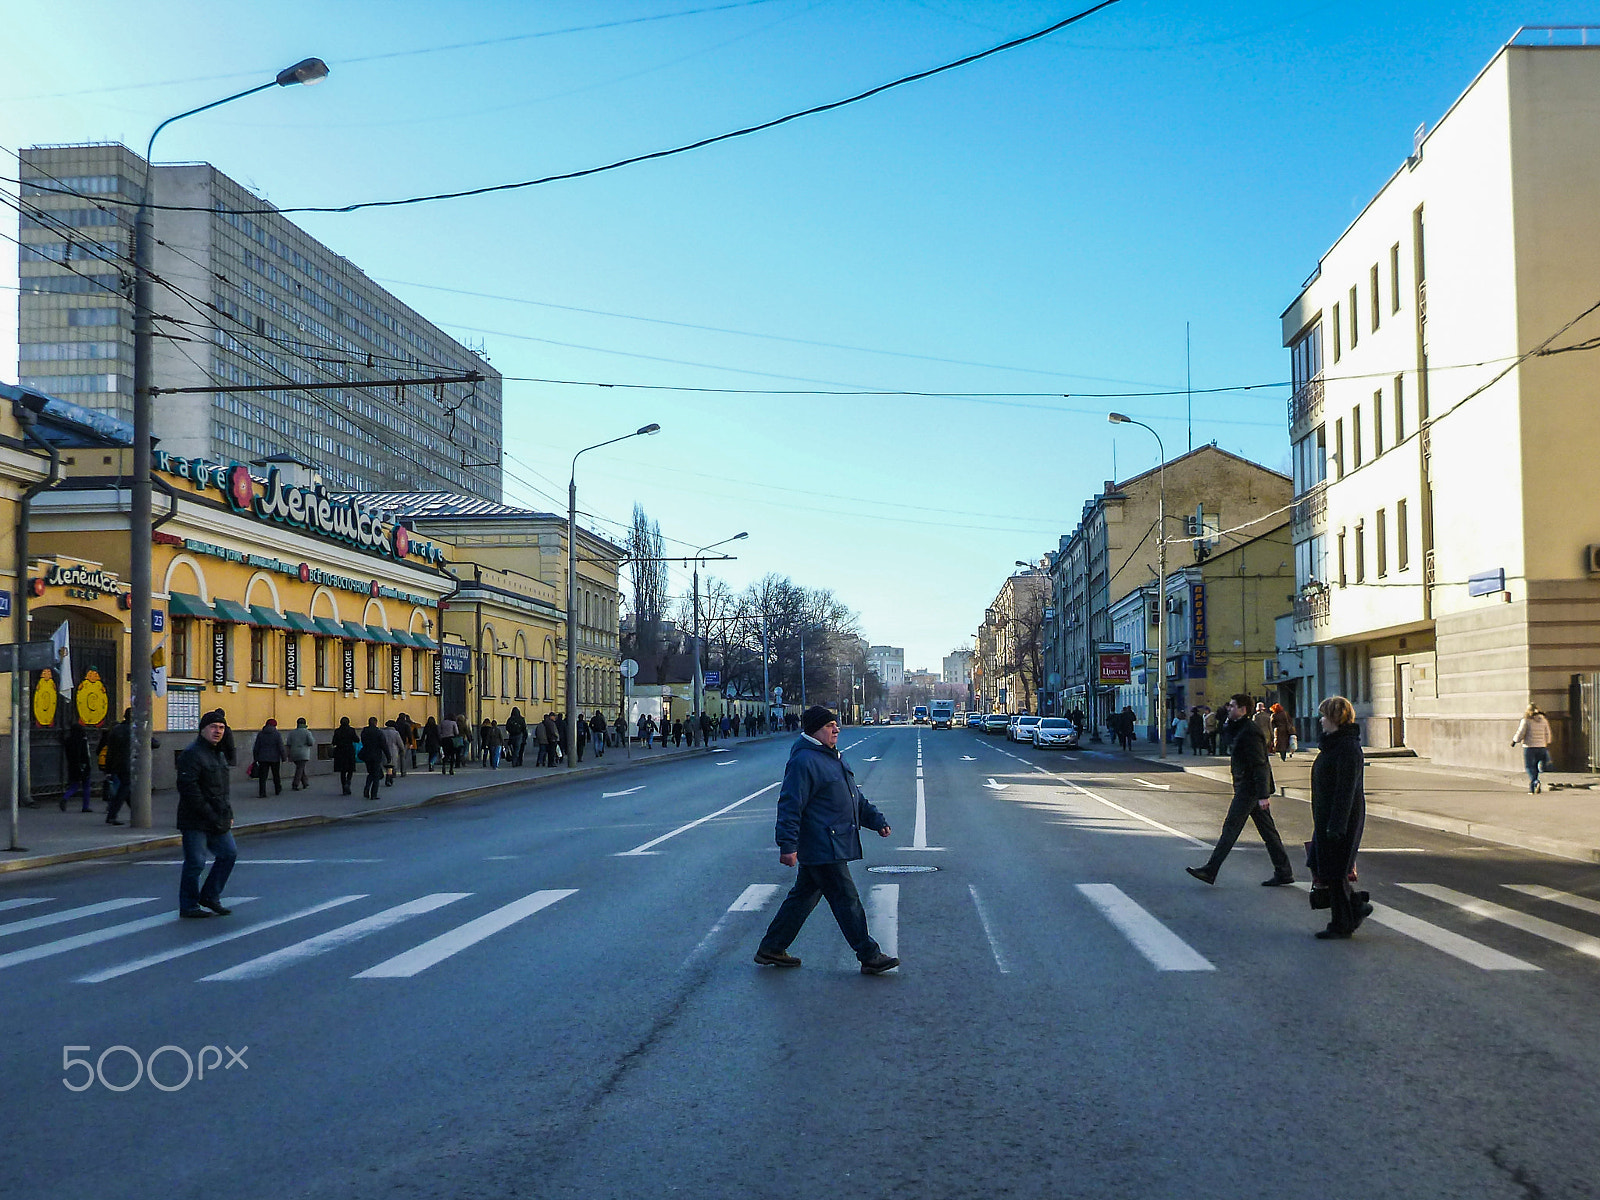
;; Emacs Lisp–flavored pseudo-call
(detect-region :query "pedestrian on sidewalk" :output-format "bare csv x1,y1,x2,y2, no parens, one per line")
383,721,405,784
614,714,627,750
484,718,504,769
359,717,387,800
1252,701,1274,743
1309,695,1369,939
1187,707,1205,758
422,716,441,771
394,713,414,775
1169,713,1185,755
252,719,285,797
1270,703,1294,761
534,713,551,766
701,711,714,745
591,710,607,758
439,714,460,775
672,718,683,747
754,706,899,976
332,717,359,795
1187,693,1295,887
506,708,527,767
61,721,93,813
99,709,140,825
175,710,237,919
1512,704,1554,793
285,717,315,791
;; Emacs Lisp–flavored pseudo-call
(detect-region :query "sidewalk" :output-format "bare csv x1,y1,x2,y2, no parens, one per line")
1,732,779,875
1107,739,1600,864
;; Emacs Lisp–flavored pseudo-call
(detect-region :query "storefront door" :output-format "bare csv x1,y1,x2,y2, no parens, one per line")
29,612,120,799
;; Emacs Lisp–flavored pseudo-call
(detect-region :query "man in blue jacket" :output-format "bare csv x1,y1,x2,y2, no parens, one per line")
755,706,899,975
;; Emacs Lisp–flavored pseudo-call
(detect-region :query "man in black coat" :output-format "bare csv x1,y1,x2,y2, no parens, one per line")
176,710,237,918
754,706,899,975
1186,693,1294,887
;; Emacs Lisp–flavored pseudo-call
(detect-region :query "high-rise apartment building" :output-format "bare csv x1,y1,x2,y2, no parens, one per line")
942,648,973,691
17,143,501,499
866,645,904,690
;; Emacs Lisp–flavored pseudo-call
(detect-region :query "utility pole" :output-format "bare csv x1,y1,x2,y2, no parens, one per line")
798,626,806,707
690,532,746,720
761,611,770,729
1109,412,1167,759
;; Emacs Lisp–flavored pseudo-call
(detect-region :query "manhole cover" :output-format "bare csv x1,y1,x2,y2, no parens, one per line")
867,864,940,874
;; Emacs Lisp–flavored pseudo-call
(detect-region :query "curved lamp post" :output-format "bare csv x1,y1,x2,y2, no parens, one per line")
567,424,660,768
1108,412,1166,759
129,58,329,828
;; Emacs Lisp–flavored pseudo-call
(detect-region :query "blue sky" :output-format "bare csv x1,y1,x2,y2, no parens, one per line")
2,1,1590,670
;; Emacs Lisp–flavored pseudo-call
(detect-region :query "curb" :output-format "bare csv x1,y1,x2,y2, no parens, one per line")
0,735,784,876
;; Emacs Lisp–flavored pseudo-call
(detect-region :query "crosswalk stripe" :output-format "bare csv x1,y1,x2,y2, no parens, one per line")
1504,884,1600,919
0,899,260,973
1289,882,1538,969
1400,883,1600,964
728,884,782,912
1076,884,1214,971
0,898,52,915
0,897,157,940
353,889,576,978
867,883,899,960
76,896,368,983
199,894,471,981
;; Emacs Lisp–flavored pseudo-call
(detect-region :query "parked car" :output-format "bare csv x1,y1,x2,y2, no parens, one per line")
983,714,1010,735
1030,717,1080,749
1009,715,1042,743
966,712,984,728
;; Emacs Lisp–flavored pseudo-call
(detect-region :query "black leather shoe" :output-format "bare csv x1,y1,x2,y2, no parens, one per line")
179,908,214,919
1186,866,1217,885
200,900,232,916
753,947,801,968
106,818,124,825
1262,875,1295,887
1315,927,1352,939
860,953,900,975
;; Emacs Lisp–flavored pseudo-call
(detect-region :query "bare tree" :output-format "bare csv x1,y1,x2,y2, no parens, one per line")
625,503,667,661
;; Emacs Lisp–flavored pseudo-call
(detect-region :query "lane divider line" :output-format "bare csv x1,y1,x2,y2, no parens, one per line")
968,884,1011,974
616,782,780,856
868,883,899,961
1076,883,1214,972
686,883,784,963
0,897,158,939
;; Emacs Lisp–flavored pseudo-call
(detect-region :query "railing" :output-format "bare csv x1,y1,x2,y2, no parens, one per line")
1292,481,1327,535
1511,26,1600,45
1293,588,1330,626
1289,374,1324,431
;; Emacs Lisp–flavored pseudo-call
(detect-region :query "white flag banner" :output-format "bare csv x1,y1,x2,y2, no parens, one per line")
50,622,73,697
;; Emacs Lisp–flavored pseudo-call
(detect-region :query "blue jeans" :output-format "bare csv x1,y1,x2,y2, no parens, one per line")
1523,747,1551,790
760,861,880,961
179,829,237,912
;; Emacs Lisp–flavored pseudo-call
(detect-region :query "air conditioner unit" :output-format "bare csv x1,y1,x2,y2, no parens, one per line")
1588,544,1600,576
1165,597,1183,613
1148,605,1159,626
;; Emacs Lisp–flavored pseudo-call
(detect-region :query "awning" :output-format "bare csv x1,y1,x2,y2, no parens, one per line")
249,605,293,630
211,598,255,625
412,633,437,651
365,625,396,643
313,615,347,639
396,631,432,650
341,620,374,642
167,592,213,620
283,612,319,636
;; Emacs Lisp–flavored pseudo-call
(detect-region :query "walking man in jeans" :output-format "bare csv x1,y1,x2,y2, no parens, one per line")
755,705,899,975
1186,693,1295,887
176,710,237,918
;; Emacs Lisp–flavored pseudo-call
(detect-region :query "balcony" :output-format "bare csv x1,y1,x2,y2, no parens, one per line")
1288,373,1324,435
1293,585,1330,628
1291,481,1327,536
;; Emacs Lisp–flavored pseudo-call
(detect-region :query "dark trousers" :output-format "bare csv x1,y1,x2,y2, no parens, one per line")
179,829,237,912
104,774,131,821
256,760,281,796
339,770,355,794
363,760,383,798
1203,792,1293,879
760,861,881,962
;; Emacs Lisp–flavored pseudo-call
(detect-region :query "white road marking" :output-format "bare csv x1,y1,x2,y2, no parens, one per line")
968,884,1011,974
0,898,52,914
201,894,471,981
687,884,784,962
1021,762,1206,847
1076,884,1214,972
1401,883,1600,963
0,900,260,973
960,755,976,761
900,775,946,852
1293,884,1537,970
136,858,383,865
982,778,1010,791
0,897,157,939
1133,779,1171,791
355,889,577,978
602,786,647,797
78,896,368,982
1357,848,1428,854
616,782,780,855
1505,884,1600,919
867,883,899,961
484,855,520,860
863,756,881,762
714,760,739,766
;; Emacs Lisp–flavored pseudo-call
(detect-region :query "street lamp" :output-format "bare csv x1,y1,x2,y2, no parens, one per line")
692,532,747,720
128,57,329,829
1108,412,1166,759
567,423,660,768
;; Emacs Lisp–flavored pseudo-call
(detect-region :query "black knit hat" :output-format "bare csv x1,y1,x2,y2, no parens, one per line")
802,705,837,735
199,710,227,730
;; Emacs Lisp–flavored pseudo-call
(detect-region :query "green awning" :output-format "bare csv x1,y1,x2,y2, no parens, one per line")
167,592,213,620
341,620,374,642
211,598,255,625
249,605,293,630
397,631,432,649
365,625,396,643
313,615,347,639
413,633,437,651
283,611,319,636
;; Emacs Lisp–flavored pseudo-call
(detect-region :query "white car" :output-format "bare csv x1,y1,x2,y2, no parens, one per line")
1030,717,1080,749
1009,715,1042,743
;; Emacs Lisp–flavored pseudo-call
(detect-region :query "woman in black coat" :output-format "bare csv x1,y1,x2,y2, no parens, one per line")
62,722,93,812
330,717,360,796
1309,695,1369,939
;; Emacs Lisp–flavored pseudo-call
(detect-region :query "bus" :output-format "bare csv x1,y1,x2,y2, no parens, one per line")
930,700,955,729
912,705,930,724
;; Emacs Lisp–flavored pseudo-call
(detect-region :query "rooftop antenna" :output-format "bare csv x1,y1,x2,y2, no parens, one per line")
1186,322,1192,454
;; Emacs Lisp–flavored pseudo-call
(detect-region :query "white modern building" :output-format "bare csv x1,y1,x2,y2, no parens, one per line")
1281,29,1600,768
867,644,904,689
941,648,973,690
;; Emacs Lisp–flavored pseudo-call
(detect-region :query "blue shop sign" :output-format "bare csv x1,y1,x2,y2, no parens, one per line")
440,643,472,675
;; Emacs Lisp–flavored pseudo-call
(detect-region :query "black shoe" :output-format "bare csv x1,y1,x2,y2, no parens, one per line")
200,899,232,916
105,818,125,825
753,947,801,968
1186,866,1217,885
1261,874,1295,887
179,908,214,919
860,952,900,975
1315,927,1353,939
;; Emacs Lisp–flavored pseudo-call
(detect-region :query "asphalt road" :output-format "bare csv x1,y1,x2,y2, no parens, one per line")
5,725,1600,1199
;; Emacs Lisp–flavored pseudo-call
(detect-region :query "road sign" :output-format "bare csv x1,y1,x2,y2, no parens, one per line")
0,642,57,673
704,670,720,687
620,658,639,679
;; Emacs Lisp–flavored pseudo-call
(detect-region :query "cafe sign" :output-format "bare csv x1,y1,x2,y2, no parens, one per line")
39,563,126,602
154,453,446,568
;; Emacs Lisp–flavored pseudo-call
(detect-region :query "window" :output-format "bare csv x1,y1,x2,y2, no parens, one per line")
1390,243,1401,313
1292,426,1327,494
1397,499,1410,571
501,655,510,698
1295,535,1326,590
1373,390,1384,456
172,618,191,679
1352,407,1363,470
1334,419,1345,478
479,653,492,696
515,657,524,700
315,637,329,687
1348,286,1359,347
1394,375,1405,443
1355,520,1366,583
1370,265,1380,331
250,627,267,683
1332,303,1342,362
412,649,423,693
1337,530,1348,587
1376,508,1388,577
366,644,380,690
67,308,121,327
